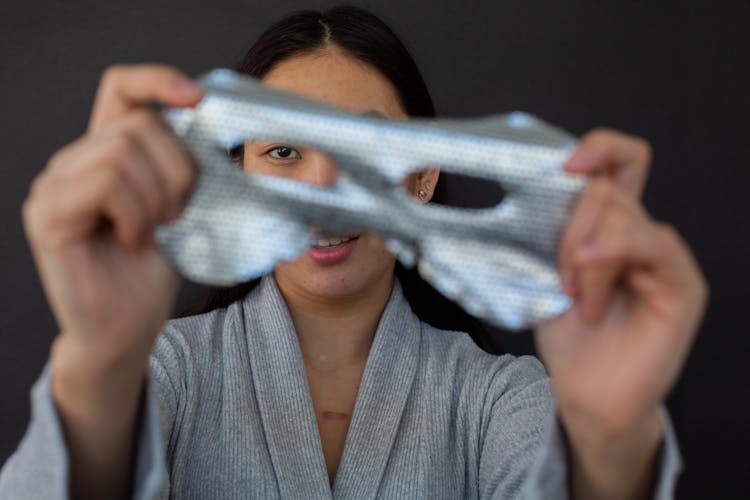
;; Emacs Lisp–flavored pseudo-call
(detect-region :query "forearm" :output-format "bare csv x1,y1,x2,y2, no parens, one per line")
561,406,663,500
51,335,151,500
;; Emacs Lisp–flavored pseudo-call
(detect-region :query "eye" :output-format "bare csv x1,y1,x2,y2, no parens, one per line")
265,145,301,160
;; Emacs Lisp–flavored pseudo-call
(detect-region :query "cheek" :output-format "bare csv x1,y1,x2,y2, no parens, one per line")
355,234,397,271
243,161,290,179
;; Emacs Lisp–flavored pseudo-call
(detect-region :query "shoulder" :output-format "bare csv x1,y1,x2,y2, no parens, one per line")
150,301,246,382
418,322,550,403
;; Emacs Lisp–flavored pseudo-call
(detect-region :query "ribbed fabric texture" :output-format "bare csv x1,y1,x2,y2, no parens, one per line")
0,275,682,499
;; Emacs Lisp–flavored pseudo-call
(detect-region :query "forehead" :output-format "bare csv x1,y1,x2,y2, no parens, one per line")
261,48,407,119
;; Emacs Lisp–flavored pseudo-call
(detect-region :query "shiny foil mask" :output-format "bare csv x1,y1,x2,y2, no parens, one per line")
156,70,585,331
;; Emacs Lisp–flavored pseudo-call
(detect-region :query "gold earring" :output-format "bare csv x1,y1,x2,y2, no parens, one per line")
418,189,427,200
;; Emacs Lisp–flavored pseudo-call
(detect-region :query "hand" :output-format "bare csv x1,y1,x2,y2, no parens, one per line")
535,129,708,498
22,64,202,499
23,64,202,364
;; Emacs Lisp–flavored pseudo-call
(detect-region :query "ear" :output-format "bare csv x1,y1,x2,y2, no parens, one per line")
415,167,440,202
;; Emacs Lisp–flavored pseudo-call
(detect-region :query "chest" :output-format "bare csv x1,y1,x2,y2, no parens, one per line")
167,361,469,499
304,363,366,485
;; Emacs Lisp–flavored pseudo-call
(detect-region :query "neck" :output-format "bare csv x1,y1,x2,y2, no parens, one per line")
274,272,394,372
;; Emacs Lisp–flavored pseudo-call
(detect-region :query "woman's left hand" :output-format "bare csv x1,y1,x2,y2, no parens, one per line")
535,129,708,499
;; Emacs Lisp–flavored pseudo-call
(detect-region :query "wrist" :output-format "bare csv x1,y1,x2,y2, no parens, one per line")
50,334,150,423
558,395,662,444
52,323,156,371
49,335,147,500
560,406,663,500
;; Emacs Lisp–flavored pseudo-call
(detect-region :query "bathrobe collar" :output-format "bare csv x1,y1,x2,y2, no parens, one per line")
243,274,422,498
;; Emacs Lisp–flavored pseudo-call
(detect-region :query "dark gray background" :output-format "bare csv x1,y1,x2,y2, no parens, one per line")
1,1,748,498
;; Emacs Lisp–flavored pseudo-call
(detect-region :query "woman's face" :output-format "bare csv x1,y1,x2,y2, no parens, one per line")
242,47,420,302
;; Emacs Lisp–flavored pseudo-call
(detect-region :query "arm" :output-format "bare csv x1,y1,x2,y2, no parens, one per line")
0,354,177,500
535,130,707,499
9,64,201,499
524,409,682,500
476,358,682,500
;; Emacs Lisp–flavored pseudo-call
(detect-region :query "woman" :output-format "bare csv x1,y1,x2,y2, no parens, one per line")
0,5,706,499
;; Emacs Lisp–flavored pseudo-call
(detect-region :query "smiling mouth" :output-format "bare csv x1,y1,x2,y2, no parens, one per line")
307,229,360,265
310,230,360,249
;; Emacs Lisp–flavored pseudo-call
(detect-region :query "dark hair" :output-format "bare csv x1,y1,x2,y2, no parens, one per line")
181,5,502,354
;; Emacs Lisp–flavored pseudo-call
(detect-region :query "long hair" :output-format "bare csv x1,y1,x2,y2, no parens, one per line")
180,5,502,354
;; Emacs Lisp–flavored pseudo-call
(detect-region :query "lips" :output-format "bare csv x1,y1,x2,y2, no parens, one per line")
308,230,360,264
312,235,357,249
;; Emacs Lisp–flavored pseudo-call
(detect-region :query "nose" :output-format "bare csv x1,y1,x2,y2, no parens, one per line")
300,151,339,187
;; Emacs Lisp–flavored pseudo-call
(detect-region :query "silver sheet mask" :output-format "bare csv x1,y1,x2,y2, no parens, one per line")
156,69,586,331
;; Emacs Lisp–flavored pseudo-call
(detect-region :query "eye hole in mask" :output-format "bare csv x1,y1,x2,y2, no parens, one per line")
228,141,343,186
232,144,507,210
421,171,506,210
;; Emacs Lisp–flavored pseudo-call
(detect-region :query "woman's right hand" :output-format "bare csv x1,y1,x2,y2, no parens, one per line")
24,64,202,364
21,64,202,499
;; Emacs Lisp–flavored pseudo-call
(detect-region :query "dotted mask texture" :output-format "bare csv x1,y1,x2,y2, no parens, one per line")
157,70,586,331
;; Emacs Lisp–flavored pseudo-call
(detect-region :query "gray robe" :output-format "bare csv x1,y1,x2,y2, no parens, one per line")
0,276,681,498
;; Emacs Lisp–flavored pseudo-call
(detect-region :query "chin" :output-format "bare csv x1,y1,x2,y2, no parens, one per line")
274,235,396,301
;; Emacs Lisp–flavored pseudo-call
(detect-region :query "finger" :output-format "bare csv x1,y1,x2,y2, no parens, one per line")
25,158,149,251
112,110,196,220
62,132,168,226
100,172,151,250
571,197,699,326
89,64,202,132
40,132,169,227
558,178,613,297
112,132,168,226
40,111,193,227
627,224,709,336
624,223,707,301
573,207,632,324
565,128,652,198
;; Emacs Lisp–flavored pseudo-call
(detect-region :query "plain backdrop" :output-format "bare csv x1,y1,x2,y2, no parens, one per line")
1,1,748,498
